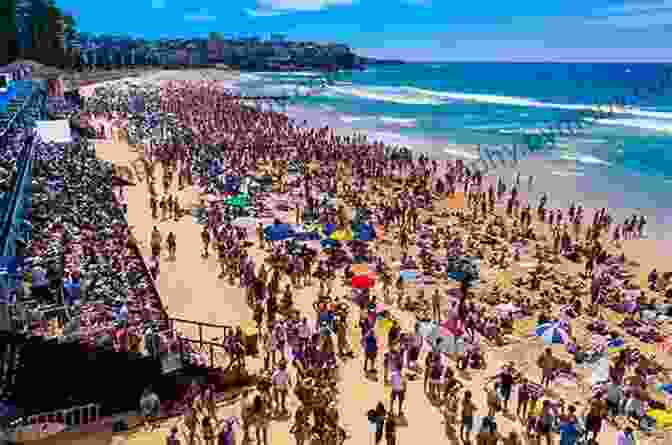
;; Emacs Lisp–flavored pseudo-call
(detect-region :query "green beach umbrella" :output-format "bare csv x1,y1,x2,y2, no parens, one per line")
224,193,250,208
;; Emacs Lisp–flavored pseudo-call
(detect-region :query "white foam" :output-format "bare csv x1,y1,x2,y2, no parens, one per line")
260,71,320,77
551,171,586,177
593,118,672,134
402,86,672,120
324,85,443,106
239,73,263,82
379,117,417,127
559,153,611,166
369,131,418,145
340,115,364,123
442,147,480,160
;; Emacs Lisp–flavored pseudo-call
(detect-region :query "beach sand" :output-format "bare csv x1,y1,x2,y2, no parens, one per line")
34,70,672,445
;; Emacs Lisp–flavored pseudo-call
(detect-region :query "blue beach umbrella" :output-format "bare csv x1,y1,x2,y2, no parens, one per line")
447,271,467,281
607,337,626,354
400,270,418,281
320,239,339,248
264,223,294,241
324,223,338,236
535,322,570,344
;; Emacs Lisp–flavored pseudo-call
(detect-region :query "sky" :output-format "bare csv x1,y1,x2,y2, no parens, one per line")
56,0,672,61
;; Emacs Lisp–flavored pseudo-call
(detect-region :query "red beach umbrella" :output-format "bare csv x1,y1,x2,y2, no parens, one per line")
352,274,375,289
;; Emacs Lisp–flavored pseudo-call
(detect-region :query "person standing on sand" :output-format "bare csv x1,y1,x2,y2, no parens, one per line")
460,390,477,444
432,289,442,322
538,347,555,388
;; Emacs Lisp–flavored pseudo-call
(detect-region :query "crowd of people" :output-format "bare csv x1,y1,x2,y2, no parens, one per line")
0,114,175,360
51,74,672,445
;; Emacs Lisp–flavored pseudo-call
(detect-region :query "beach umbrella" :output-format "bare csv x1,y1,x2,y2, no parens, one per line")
303,223,323,235
400,270,417,281
352,263,370,275
535,322,570,344
324,223,337,236
320,239,339,249
264,223,294,241
447,270,467,281
352,274,375,289
657,337,672,354
330,229,353,241
354,222,376,240
607,337,626,355
224,193,250,208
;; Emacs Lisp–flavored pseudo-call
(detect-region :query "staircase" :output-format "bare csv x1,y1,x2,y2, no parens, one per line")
0,81,40,135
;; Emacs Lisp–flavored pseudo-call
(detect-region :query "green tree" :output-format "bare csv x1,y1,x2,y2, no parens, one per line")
0,0,19,65
209,32,224,41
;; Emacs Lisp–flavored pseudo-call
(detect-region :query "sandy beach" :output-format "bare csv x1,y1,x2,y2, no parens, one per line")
32,69,672,445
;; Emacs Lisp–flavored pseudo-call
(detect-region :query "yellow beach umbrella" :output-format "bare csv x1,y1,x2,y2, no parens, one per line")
240,320,258,336
512,318,536,338
647,409,672,429
495,270,513,289
330,229,353,241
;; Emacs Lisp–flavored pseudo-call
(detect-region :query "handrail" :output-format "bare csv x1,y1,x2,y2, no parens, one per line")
169,317,231,348
24,403,100,429
0,135,34,259
0,83,42,139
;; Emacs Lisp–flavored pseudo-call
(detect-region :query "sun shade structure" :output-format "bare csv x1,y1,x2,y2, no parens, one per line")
264,223,294,241
352,274,375,289
224,193,250,208
535,322,570,344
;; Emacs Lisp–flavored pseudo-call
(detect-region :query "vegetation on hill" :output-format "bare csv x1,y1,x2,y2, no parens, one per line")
1,0,79,69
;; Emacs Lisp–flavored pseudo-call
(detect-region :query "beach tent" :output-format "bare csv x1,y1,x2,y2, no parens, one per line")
264,223,294,241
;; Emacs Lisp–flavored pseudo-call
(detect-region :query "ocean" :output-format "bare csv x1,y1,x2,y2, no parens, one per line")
238,63,672,240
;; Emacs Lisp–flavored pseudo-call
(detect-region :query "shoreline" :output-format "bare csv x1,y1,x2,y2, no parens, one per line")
280,102,672,242
80,69,671,242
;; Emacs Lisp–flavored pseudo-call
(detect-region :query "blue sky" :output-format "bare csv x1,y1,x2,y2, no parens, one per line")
57,0,672,61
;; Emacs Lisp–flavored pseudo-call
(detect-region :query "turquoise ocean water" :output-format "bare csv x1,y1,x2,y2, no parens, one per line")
239,63,672,239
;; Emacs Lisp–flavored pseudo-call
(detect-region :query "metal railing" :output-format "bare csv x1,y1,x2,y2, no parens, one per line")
25,403,101,429
0,82,43,139
0,137,34,259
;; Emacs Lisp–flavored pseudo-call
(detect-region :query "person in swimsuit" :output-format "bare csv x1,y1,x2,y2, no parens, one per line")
460,390,477,444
